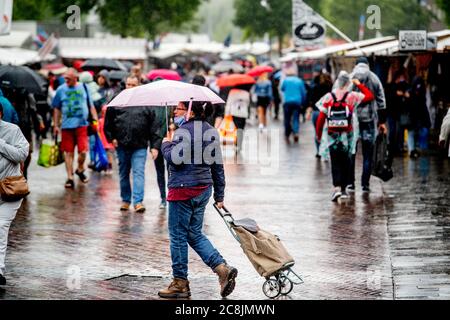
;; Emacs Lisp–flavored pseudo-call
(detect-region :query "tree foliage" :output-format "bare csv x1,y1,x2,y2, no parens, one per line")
234,0,434,43
436,0,450,26
13,0,205,39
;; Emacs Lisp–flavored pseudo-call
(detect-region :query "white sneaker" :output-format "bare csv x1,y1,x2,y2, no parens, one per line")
331,191,342,202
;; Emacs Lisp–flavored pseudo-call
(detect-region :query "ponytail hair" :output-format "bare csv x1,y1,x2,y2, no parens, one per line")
182,101,213,121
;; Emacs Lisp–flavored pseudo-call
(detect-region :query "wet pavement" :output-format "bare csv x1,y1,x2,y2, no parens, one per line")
1,119,449,300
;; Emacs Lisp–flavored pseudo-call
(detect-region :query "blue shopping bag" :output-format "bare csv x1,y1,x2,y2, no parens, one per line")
93,133,109,172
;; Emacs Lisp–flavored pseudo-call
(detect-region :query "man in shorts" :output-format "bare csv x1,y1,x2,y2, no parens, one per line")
52,68,99,189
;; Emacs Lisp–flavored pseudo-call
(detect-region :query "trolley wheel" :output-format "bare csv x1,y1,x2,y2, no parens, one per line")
278,275,294,296
263,279,281,299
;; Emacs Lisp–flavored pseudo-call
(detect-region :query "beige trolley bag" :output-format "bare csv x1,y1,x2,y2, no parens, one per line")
214,204,304,299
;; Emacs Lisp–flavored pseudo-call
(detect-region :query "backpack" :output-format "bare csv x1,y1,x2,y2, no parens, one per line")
327,92,352,132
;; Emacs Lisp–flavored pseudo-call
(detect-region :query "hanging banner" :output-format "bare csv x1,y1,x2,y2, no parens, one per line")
0,0,13,36
292,0,326,49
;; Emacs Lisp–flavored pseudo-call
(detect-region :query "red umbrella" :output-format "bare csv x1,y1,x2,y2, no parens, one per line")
247,65,274,77
147,69,182,81
41,63,68,76
217,74,256,88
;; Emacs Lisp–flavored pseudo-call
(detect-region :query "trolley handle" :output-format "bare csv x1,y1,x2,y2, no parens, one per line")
213,203,233,218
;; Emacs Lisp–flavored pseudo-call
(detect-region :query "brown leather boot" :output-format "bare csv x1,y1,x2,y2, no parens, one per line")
214,263,238,297
158,278,191,299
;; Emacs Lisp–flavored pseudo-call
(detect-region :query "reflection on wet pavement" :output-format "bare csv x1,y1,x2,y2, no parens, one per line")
2,121,449,300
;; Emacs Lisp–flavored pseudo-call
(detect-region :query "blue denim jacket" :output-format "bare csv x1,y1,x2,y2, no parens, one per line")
162,119,226,202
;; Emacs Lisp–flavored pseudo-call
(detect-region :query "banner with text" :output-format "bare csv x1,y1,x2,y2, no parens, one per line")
0,0,13,36
292,0,326,49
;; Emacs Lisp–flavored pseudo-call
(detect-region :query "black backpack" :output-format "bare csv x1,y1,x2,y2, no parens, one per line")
327,92,352,132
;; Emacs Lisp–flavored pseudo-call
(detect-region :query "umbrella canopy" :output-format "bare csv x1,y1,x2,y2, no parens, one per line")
212,61,244,74
0,65,47,94
147,69,182,81
81,58,126,71
217,74,256,88
41,63,68,76
109,70,129,82
247,65,274,77
107,80,225,108
121,61,135,72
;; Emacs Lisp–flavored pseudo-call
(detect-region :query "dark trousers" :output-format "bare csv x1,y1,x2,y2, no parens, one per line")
350,123,376,188
330,144,352,192
154,149,167,202
283,103,301,137
232,116,246,151
350,139,375,188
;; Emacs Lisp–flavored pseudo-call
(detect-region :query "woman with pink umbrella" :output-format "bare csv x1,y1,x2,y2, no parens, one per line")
108,81,238,298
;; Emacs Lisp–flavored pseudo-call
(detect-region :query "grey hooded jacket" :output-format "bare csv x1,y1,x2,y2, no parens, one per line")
351,63,386,125
0,120,30,180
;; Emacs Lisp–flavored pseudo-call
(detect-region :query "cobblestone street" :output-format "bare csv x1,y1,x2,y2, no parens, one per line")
1,121,449,300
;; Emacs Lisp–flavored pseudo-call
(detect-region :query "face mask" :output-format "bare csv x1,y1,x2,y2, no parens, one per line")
174,116,186,127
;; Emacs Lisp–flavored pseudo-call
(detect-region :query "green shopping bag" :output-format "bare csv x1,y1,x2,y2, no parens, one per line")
38,138,65,168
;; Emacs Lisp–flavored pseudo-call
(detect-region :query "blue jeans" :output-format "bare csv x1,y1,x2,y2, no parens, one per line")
116,147,148,205
168,187,225,280
154,149,167,202
283,103,301,137
350,122,376,188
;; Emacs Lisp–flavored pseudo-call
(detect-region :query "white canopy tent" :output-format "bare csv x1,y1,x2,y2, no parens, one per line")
0,47,55,65
0,30,32,48
280,36,396,62
58,37,148,60
344,30,450,56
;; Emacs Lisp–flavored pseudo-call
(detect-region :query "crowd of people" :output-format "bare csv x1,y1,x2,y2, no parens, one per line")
0,55,449,296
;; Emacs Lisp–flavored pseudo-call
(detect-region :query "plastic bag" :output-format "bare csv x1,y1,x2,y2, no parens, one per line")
372,133,394,182
93,133,109,172
37,139,65,168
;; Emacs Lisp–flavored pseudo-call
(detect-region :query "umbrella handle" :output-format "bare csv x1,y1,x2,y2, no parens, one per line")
165,104,169,136
186,99,193,121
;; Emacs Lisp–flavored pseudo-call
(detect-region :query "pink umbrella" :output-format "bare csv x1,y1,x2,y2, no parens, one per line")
147,69,182,81
108,80,224,108
108,80,225,132
247,65,274,77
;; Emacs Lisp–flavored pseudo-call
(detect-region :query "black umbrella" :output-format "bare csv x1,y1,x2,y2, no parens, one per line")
120,61,134,72
81,58,126,71
108,70,129,82
0,65,47,94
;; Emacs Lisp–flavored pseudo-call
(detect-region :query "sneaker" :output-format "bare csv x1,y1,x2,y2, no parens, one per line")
65,179,75,189
75,170,89,184
158,278,191,299
159,201,167,210
120,202,130,211
340,192,349,200
214,263,238,298
331,191,342,202
362,186,371,194
346,185,356,194
0,274,6,286
134,203,146,213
